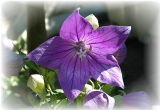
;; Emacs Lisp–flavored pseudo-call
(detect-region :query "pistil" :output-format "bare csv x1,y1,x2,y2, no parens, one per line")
74,41,90,58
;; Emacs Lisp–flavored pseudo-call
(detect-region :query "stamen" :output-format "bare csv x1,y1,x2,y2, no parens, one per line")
74,41,90,58
76,48,87,58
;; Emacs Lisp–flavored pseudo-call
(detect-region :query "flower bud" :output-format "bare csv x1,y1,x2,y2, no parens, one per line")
84,90,115,109
84,84,93,93
85,14,99,29
27,74,45,94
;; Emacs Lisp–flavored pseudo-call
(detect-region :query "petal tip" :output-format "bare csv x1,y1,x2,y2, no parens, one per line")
68,97,75,102
124,26,131,35
116,81,124,89
126,26,131,33
26,52,36,61
74,7,80,13
118,79,125,89
66,89,81,101
114,25,131,35
127,26,131,30
120,83,125,89
26,54,31,60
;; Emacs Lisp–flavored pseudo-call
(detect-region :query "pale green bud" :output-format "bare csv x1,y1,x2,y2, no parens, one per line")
27,74,45,94
85,14,99,29
84,84,93,93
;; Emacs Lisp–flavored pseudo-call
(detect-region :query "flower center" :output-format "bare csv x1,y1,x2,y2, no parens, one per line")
74,41,90,58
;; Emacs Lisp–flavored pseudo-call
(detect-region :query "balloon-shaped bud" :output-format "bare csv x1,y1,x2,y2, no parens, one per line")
84,90,115,110
27,74,45,94
85,14,99,29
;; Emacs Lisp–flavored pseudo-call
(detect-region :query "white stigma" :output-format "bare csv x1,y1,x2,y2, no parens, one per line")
76,48,87,58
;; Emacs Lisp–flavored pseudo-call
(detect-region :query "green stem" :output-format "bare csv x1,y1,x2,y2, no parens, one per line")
89,79,95,89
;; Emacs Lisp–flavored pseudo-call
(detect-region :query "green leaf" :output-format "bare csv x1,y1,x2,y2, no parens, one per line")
25,59,39,72
101,84,114,94
43,69,57,91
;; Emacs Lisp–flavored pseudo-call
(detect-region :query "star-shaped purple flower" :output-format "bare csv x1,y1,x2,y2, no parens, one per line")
27,8,131,101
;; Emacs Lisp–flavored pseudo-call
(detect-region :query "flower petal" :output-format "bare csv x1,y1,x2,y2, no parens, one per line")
86,25,131,55
96,65,124,89
58,56,90,101
89,51,118,65
27,36,74,70
87,54,124,88
113,44,127,64
84,90,115,109
122,91,150,109
60,8,93,42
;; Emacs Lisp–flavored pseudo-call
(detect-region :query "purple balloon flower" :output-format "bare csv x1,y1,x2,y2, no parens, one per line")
122,91,150,109
84,90,115,109
27,8,131,101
